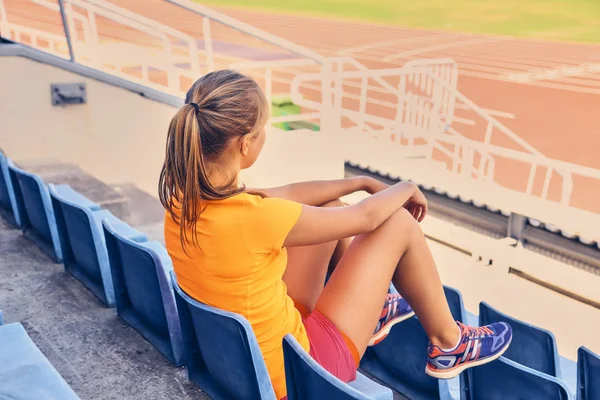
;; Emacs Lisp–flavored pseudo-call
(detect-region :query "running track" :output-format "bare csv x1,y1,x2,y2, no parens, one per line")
4,0,600,212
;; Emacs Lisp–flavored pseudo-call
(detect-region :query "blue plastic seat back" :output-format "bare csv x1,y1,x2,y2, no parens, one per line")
170,271,276,400
0,152,21,227
283,334,378,400
11,166,52,241
578,347,600,400
468,356,571,400
60,202,104,283
0,153,11,210
367,316,439,398
104,222,184,366
479,302,559,376
6,160,28,228
107,229,169,336
444,286,466,322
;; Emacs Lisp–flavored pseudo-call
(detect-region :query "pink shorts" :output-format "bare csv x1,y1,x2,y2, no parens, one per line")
303,310,359,384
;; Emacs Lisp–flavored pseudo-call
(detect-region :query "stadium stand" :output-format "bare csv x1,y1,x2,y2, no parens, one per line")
2,0,600,399
1,155,600,398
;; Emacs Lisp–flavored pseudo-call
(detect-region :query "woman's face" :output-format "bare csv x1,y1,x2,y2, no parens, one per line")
240,124,266,170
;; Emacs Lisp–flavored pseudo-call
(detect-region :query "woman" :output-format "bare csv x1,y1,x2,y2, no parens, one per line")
159,70,512,399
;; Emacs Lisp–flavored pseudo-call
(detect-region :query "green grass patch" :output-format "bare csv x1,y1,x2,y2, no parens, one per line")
199,0,600,43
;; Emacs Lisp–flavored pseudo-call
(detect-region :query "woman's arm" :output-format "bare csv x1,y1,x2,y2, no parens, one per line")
283,181,427,248
255,176,375,206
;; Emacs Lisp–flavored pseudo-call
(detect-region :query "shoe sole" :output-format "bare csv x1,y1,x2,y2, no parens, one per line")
368,311,416,346
424,336,513,379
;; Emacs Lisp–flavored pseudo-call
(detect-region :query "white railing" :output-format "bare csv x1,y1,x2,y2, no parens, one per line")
288,60,595,208
1,23,68,57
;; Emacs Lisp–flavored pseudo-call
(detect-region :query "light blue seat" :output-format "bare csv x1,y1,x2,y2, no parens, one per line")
360,285,468,400
170,271,277,400
0,322,80,400
0,309,3,325
283,334,393,400
467,356,571,399
49,184,146,307
577,347,600,400
103,219,184,366
0,152,23,227
8,164,63,262
479,301,560,377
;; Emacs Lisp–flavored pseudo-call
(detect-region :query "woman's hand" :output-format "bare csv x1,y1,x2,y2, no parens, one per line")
362,176,390,195
363,177,427,222
403,186,428,222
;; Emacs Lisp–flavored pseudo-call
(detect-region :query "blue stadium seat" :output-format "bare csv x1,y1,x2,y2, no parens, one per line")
0,152,22,227
103,219,184,366
577,347,600,400
467,356,571,399
283,334,393,400
170,271,277,400
0,322,80,399
479,301,560,377
9,164,62,262
49,184,146,307
360,285,468,400
0,309,3,326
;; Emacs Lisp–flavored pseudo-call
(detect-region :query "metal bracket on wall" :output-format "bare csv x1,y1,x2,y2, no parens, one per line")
51,83,86,106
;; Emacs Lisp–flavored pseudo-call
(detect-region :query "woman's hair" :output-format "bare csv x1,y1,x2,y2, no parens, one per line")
158,70,269,249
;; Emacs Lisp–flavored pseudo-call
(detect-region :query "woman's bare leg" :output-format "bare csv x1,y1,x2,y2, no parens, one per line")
284,199,350,315
315,208,460,357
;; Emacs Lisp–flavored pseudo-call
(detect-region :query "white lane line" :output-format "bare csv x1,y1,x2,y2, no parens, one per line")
338,36,440,55
383,37,499,62
504,63,600,83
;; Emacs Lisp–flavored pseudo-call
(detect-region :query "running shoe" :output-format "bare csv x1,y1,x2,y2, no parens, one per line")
426,321,513,379
369,293,415,346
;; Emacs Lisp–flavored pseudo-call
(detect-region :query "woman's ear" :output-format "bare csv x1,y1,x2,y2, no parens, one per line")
240,135,250,156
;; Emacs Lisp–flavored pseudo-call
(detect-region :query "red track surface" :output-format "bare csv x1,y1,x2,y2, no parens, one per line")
4,0,600,212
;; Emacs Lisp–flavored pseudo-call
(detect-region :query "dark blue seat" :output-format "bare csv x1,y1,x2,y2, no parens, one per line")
0,152,23,228
103,219,184,366
577,346,600,400
283,334,393,400
9,164,63,262
479,301,560,377
49,184,146,307
170,271,277,400
360,285,468,400
0,322,80,400
468,356,571,399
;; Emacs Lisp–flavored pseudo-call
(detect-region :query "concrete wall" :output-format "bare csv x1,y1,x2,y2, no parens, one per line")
0,55,343,196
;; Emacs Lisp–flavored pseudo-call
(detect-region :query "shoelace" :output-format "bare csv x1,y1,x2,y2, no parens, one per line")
386,293,402,303
465,325,494,340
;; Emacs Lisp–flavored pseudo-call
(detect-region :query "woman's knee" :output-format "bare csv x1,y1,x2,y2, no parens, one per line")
385,207,423,239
